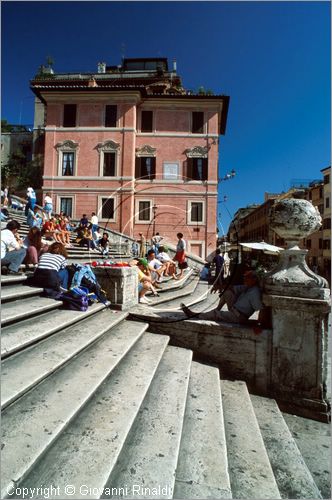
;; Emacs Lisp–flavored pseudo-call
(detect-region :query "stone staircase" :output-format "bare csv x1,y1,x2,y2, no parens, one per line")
1,214,329,499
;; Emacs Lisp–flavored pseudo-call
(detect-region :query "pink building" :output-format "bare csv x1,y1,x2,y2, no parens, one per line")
30,58,229,258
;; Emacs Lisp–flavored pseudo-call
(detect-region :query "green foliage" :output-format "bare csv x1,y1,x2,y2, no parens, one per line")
1,119,14,132
197,86,215,96
1,152,43,190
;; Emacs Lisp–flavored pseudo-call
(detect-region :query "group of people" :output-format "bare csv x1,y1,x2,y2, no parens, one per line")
132,232,189,304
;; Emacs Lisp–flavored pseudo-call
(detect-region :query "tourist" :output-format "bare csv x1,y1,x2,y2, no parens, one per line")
25,187,36,215
156,246,178,279
174,232,188,279
79,214,89,229
3,186,9,208
43,192,53,219
76,225,97,251
147,249,167,284
135,258,158,303
23,227,49,265
1,220,27,275
96,232,110,256
151,232,163,253
27,206,43,229
211,248,224,291
90,212,99,234
181,270,263,324
139,232,146,258
27,242,69,290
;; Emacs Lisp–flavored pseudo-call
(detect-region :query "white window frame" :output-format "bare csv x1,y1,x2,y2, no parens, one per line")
97,140,120,177
163,161,180,181
56,195,75,219
187,199,206,225
55,140,79,177
135,199,153,224
98,194,117,222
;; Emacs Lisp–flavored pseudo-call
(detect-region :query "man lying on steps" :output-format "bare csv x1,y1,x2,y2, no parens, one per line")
181,270,263,324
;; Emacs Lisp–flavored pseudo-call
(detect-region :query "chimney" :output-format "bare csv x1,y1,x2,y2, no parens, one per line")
173,59,177,73
97,62,106,74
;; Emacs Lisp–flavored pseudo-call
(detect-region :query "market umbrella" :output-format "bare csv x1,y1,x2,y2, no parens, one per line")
240,241,283,255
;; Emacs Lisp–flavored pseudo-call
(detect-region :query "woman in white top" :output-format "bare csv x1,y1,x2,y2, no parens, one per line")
43,192,53,219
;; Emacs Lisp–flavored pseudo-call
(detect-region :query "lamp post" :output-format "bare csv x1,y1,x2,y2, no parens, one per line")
152,204,158,236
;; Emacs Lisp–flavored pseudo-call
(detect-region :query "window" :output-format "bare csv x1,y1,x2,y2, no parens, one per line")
105,105,117,127
188,200,205,224
63,104,77,127
323,239,331,250
163,162,179,180
97,140,120,177
306,239,311,249
103,152,116,176
56,140,79,176
324,175,330,184
326,197,330,209
192,112,204,134
101,198,115,220
323,218,331,229
61,152,74,176
191,202,203,222
138,201,151,221
135,157,156,180
141,111,153,132
187,158,208,181
60,197,73,218
319,238,323,249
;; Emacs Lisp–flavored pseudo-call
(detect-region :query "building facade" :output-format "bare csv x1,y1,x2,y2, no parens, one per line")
30,58,229,257
321,166,331,282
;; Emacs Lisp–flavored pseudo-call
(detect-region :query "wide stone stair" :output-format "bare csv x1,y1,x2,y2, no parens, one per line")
1,216,328,499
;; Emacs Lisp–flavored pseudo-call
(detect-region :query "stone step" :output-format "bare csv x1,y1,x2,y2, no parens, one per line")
17,333,170,499
1,303,110,359
1,318,148,498
174,362,232,499
146,273,199,305
220,380,281,499
1,274,28,285
151,279,214,310
105,346,193,499
1,296,62,326
250,394,322,499
1,284,43,303
1,309,127,409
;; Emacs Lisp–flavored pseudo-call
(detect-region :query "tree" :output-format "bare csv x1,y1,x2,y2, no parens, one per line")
1,119,14,132
1,152,43,190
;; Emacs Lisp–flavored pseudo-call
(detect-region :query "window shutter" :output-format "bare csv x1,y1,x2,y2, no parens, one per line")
186,159,192,180
151,157,156,179
202,158,208,180
135,157,141,179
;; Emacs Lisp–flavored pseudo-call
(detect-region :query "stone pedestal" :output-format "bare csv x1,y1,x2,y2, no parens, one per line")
263,293,330,421
264,199,331,421
94,266,138,310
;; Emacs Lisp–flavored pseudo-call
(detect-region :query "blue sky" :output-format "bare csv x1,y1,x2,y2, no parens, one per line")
2,1,330,232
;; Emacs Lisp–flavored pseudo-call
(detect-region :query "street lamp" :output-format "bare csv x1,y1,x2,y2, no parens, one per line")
152,204,158,235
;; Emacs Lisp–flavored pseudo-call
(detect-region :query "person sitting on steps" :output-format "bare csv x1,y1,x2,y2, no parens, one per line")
181,270,263,324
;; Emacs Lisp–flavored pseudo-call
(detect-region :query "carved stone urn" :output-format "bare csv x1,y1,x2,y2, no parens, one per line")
264,199,330,299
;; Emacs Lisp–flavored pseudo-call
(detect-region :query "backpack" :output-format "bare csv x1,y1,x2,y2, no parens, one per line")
60,287,90,311
68,263,108,305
